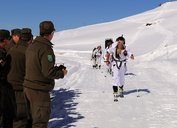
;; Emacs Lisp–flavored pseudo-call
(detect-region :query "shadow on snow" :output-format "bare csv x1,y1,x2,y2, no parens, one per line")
124,88,151,97
124,72,150,97
48,88,84,128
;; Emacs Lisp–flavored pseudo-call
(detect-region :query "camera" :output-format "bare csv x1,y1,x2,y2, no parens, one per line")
57,65,66,70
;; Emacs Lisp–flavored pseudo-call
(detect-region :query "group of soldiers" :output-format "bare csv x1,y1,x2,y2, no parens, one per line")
0,21,67,128
91,36,134,99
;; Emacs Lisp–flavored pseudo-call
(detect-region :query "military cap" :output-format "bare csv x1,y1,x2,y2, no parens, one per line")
0,29,10,41
21,28,33,41
11,28,21,36
40,21,55,35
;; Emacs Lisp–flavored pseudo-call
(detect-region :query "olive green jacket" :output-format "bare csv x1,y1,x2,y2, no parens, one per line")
7,40,28,91
23,36,64,91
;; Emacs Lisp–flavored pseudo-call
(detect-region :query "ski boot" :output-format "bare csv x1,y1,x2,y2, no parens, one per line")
118,86,124,98
93,64,98,69
99,65,101,69
95,64,98,69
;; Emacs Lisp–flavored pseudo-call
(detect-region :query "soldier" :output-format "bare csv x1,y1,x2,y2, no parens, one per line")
91,45,102,69
7,28,33,128
23,21,67,128
0,29,16,128
106,36,134,99
95,45,102,69
91,47,97,68
5,28,21,52
104,39,113,74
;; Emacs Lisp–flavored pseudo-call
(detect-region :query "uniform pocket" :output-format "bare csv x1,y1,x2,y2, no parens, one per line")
33,102,50,123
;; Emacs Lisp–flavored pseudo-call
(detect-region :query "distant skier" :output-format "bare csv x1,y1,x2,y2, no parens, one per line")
95,45,102,69
91,45,102,69
106,36,134,100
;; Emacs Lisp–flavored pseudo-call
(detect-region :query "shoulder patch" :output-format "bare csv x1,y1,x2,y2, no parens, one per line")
48,54,53,62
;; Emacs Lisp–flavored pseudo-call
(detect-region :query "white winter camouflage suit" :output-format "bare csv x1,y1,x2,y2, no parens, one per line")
108,46,132,86
104,46,112,72
92,48,102,67
95,48,102,66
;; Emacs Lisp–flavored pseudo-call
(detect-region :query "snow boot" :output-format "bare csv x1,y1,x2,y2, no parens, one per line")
118,86,124,98
113,86,118,101
93,65,97,68
99,65,101,69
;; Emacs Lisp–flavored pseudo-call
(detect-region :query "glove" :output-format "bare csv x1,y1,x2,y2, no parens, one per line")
123,50,128,56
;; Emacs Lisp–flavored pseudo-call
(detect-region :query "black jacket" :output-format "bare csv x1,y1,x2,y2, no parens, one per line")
0,47,16,121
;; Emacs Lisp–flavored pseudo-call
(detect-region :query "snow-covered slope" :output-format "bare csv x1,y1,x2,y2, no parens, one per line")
49,1,177,128
53,1,177,60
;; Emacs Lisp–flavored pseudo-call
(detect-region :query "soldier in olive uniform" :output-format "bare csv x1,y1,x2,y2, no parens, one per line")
0,29,16,128
23,21,67,128
5,28,21,52
7,28,33,128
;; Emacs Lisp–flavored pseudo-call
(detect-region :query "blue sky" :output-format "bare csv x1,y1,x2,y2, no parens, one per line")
0,0,172,36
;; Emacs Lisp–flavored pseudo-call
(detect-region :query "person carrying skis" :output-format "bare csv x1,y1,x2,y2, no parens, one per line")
106,36,134,98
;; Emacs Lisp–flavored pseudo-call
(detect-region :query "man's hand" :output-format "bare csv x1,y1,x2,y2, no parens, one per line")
62,69,68,76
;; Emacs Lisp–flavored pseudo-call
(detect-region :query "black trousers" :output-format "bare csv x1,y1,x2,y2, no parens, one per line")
0,80,16,128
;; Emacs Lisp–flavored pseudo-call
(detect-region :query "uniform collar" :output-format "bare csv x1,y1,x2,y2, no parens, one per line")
34,36,54,46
